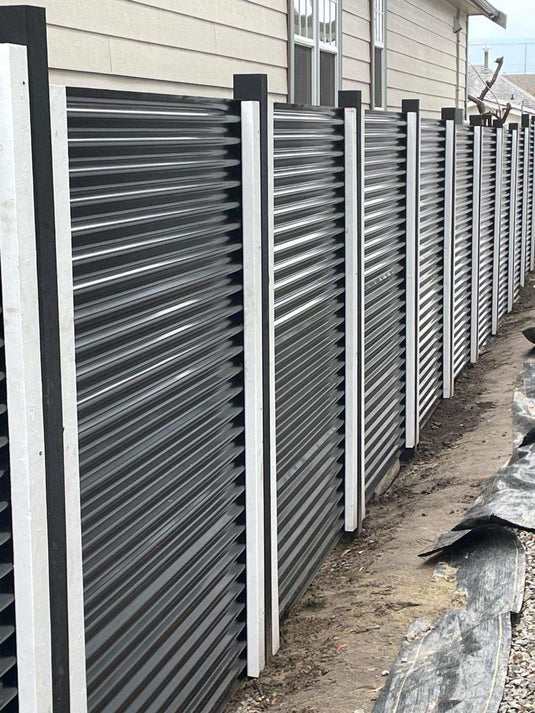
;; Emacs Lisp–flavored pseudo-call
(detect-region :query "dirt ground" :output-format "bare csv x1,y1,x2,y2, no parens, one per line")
226,274,535,713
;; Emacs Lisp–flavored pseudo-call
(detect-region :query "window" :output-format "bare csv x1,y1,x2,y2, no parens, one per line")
292,0,340,105
372,0,386,109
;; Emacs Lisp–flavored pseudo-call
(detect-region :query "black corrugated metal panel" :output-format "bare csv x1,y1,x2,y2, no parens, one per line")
364,111,406,495
0,273,17,713
478,128,496,348
418,119,445,425
527,125,534,271
514,130,524,299
66,88,246,713
273,104,345,615
452,125,473,377
499,132,511,320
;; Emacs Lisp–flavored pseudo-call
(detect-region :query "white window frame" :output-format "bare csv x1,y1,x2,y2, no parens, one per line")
290,0,342,105
372,0,387,109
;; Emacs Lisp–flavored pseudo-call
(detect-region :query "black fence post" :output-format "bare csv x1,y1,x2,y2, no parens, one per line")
0,7,70,713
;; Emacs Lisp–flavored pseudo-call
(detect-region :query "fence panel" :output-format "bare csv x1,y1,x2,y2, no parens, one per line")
452,125,474,376
363,111,406,494
273,105,345,614
66,88,248,713
499,131,512,321
530,121,535,271
418,118,445,425
478,128,497,348
526,123,533,273
514,128,524,300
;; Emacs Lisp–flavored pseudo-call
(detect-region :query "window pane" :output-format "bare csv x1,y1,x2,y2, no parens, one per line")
374,46,384,108
320,50,336,106
320,0,337,46
295,44,313,104
294,0,313,39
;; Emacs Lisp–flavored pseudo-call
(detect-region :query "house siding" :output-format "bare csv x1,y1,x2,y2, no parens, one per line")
342,0,372,106
0,0,289,99
387,0,467,117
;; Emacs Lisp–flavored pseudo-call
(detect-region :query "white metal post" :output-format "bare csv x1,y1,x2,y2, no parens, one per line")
470,124,482,363
343,107,360,533
0,43,53,713
403,101,420,449
521,123,529,287
492,126,503,335
508,127,518,312
442,116,456,398
49,84,88,713
267,100,279,656
241,100,266,677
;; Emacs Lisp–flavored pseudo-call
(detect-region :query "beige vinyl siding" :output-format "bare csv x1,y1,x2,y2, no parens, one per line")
342,0,371,106
386,0,467,117
0,0,289,99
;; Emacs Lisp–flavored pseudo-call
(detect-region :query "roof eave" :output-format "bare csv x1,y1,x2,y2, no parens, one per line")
465,0,507,28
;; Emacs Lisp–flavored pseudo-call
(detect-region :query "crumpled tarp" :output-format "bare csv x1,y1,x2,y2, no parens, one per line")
372,611,511,713
425,526,525,617
375,526,524,713
373,359,535,713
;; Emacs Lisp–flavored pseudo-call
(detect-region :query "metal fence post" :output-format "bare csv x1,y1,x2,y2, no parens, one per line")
402,99,420,449
492,124,503,335
0,7,71,711
233,75,278,662
509,124,519,312
339,90,365,534
0,40,53,713
469,117,482,363
441,108,463,398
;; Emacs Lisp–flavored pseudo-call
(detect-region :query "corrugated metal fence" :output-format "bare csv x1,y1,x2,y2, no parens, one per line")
2,25,535,713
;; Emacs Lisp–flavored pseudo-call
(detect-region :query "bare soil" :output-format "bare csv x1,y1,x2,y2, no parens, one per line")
226,275,535,713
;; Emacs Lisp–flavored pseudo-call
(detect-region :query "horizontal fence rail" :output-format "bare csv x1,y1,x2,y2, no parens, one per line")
3,23,535,712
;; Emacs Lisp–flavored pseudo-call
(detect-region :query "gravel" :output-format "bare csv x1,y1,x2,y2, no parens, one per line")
499,530,535,713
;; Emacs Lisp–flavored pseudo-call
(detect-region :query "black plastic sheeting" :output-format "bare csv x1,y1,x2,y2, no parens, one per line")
373,611,511,713
373,359,535,713
374,526,524,713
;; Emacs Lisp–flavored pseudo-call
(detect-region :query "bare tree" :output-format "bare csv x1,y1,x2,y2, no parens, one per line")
468,56,512,126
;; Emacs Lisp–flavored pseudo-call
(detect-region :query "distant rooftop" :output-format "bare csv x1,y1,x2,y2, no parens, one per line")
504,75,535,97
468,64,535,114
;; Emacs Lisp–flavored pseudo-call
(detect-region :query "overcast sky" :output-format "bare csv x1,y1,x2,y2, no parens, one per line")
469,0,535,73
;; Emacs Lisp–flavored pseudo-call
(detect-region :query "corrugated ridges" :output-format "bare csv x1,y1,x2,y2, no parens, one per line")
273,105,345,614
67,89,246,713
478,128,496,347
0,273,17,712
453,125,473,376
419,119,445,424
499,132,511,320
364,111,406,495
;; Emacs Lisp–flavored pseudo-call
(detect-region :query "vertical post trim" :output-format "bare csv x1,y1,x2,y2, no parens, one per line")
267,100,279,654
49,84,88,713
0,42,53,713
470,125,482,363
343,107,359,533
443,119,455,397
241,101,266,677
404,107,419,448
492,127,503,335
